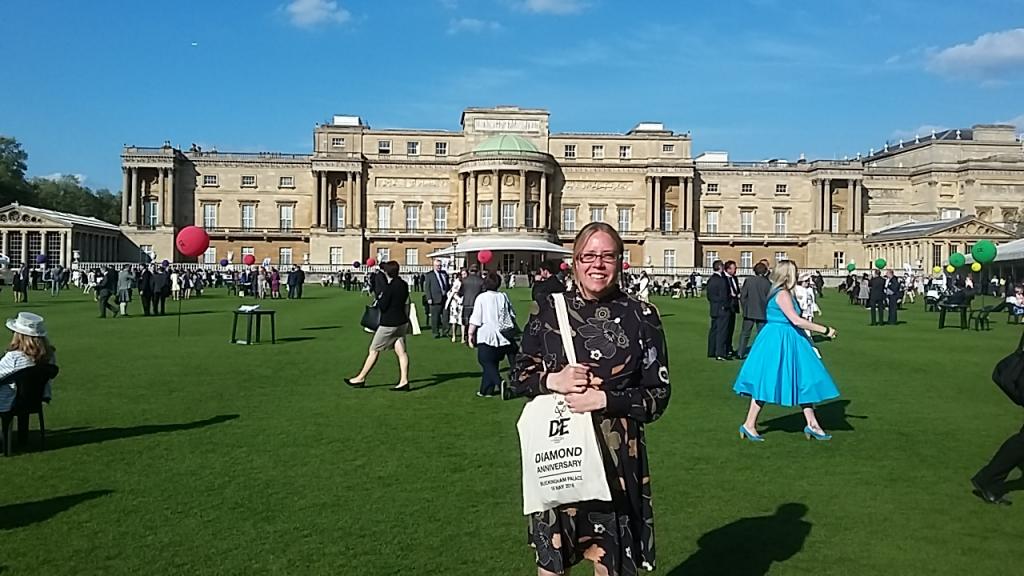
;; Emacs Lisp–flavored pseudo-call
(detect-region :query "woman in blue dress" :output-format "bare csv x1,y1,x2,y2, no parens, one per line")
734,260,839,442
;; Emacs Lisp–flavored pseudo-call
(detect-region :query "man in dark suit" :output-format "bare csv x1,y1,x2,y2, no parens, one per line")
459,264,485,328
151,265,170,316
706,260,730,360
424,259,451,338
139,264,154,316
868,269,886,325
97,265,119,318
738,261,771,359
885,270,901,325
723,260,740,357
532,259,565,304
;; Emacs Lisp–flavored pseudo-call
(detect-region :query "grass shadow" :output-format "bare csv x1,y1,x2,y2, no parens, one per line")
667,503,811,576
277,336,316,343
0,490,114,531
759,400,865,434
46,414,239,450
302,325,341,331
395,371,480,391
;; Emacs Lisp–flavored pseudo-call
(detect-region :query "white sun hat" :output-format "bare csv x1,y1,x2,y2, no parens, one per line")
6,312,47,338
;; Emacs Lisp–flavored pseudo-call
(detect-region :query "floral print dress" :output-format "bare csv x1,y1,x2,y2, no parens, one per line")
512,288,671,576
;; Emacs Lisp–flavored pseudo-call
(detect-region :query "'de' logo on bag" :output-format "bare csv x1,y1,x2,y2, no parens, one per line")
549,398,571,438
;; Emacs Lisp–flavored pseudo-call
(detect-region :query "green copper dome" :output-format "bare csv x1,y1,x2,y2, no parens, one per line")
473,134,540,153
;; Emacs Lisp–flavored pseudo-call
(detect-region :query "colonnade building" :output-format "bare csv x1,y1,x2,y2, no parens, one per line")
119,106,1024,271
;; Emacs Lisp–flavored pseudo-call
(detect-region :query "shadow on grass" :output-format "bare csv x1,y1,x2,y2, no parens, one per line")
0,490,114,531
667,503,811,576
393,371,480,391
759,400,866,435
276,336,316,343
46,414,239,450
302,325,341,331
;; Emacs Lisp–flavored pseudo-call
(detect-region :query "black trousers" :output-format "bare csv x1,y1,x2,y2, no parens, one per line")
155,295,167,316
708,314,730,358
430,304,448,336
887,296,899,324
725,311,737,355
869,299,885,325
141,293,153,316
98,290,117,317
973,423,1024,493
707,316,720,357
737,318,765,358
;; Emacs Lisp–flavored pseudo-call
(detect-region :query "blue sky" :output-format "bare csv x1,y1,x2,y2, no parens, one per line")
2,0,1023,191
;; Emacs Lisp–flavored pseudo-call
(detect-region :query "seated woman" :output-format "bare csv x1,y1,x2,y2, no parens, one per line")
0,312,57,413
1011,285,1024,324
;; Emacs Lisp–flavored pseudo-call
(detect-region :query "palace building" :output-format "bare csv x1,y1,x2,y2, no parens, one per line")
119,106,1024,271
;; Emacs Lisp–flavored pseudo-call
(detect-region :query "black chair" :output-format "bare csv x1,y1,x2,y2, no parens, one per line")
1,364,60,456
970,305,997,331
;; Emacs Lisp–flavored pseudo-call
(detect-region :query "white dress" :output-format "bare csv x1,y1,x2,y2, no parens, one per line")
447,279,463,326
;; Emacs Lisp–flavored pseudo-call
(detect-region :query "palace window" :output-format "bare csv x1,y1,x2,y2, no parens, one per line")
279,248,293,265
740,251,753,269
833,251,846,268
705,210,719,234
741,183,754,195
664,249,676,268
433,205,448,231
378,140,392,155
377,204,392,230
405,248,419,266
706,183,719,194
525,202,537,229
435,141,448,156
331,137,345,148
940,208,962,219
618,145,632,159
563,207,577,232
618,207,632,232
329,247,343,266
140,245,154,262
623,250,630,266
776,183,788,195
663,208,673,231
662,144,675,154
932,243,942,267
279,204,294,231
480,203,493,228
241,247,254,258
203,247,216,265
705,250,719,268
279,176,295,188
405,204,420,231
740,210,753,236
377,248,390,262
241,175,257,188
203,174,218,187
334,204,346,230
26,232,42,263
774,210,788,235
591,145,605,159
144,200,159,227
501,202,517,228
831,210,841,232
241,204,256,231
564,144,577,159
407,141,420,156
590,206,605,224
775,251,788,262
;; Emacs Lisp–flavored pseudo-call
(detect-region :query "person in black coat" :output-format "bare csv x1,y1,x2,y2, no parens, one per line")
884,270,901,325
868,270,886,325
139,265,154,316
423,259,451,338
706,260,730,360
98,266,119,318
151,265,170,316
345,260,411,391
737,261,772,359
531,259,565,304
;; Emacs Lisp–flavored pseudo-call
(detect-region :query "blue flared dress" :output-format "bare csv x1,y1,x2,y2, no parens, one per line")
733,289,840,406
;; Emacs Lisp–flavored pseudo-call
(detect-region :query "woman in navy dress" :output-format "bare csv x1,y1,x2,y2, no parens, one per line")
733,260,839,441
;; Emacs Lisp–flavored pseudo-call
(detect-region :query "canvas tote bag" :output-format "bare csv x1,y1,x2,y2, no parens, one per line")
517,293,612,515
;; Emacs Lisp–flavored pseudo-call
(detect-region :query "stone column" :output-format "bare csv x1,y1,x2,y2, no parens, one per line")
129,168,138,225
347,172,355,228
158,168,165,219
655,177,663,232
826,179,834,233
318,172,327,228
519,170,527,229
62,230,69,266
1,231,6,259
166,168,175,227
21,233,28,265
325,173,333,230
470,173,478,229
540,173,548,230
494,170,501,229
854,180,862,233
354,172,363,228
122,168,131,224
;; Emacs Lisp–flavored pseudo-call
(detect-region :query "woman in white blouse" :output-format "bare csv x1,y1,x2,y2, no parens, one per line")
468,272,518,398
0,312,57,413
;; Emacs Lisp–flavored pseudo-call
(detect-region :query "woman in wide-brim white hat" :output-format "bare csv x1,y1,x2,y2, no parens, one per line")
0,312,58,412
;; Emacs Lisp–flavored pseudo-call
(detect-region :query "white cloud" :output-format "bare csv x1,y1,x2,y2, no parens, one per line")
998,114,1024,130
447,18,502,35
927,28,1024,78
283,0,350,28
890,124,948,141
519,0,587,15
40,173,87,184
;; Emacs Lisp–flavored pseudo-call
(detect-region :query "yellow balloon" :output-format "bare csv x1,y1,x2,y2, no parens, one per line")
932,266,942,274
945,265,955,273
971,262,982,272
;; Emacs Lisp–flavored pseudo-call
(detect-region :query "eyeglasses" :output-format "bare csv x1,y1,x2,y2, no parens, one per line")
576,252,621,264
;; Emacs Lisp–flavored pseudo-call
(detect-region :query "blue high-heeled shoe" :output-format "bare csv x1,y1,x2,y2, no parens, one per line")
738,424,765,442
804,426,832,441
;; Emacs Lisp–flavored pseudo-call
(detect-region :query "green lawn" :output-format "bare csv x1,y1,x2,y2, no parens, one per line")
1,285,1023,575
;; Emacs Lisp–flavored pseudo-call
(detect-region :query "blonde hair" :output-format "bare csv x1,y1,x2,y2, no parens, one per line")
571,222,624,288
9,332,54,364
770,260,798,292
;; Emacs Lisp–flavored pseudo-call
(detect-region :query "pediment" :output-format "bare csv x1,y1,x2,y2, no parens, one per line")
936,219,1015,240
0,208,68,228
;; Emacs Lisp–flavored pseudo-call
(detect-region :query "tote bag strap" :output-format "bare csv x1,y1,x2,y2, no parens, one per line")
552,293,577,366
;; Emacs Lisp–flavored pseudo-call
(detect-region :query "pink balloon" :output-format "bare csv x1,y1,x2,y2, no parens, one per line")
366,258,377,267
622,262,631,270
559,262,569,271
477,250,493,265
176,225,210,258
242,254,256,266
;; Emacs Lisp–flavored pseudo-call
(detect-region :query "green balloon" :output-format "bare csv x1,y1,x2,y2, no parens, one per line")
874,258,886,269
949,252,966,268
846,263,856,272
971,240,998,264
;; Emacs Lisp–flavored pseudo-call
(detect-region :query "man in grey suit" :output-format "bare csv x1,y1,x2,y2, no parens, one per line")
424,259,451,338
737,260,772,359
459,264,485,327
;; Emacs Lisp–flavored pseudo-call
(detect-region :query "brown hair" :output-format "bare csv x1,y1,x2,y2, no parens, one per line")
9,333,55,364
572,222,624,288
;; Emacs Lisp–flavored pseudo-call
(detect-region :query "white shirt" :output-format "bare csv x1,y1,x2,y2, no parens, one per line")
0,350,55,412
469,291,515,347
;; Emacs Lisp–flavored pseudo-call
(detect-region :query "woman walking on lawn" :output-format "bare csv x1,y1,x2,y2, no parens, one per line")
734,260,839,442
345,260,411,392
512,222,672,576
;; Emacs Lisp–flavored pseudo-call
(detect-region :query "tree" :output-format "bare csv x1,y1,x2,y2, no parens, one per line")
0,136,30,206
29,175,121,224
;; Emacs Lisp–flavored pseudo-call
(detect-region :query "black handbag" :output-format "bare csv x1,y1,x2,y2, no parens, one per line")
992,331,1024,407
360,300,381,331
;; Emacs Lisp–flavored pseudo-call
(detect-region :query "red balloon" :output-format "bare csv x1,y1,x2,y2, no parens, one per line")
559,262,569,271
622,262,631,270
477,250,493,265
366,258,377,267
175,226,210,258
242,254,256,266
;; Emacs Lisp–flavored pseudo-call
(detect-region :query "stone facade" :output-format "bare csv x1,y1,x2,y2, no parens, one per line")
0,203,122,266
119,107,1024,270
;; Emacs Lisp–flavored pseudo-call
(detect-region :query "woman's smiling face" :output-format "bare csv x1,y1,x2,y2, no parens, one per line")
574,231,619,299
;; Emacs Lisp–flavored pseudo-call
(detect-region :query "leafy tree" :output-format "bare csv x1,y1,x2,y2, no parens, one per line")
0,136,30,206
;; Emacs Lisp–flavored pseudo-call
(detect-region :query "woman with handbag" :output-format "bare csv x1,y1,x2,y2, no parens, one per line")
468,272,518,398
512,222,671,576
345,260,411,392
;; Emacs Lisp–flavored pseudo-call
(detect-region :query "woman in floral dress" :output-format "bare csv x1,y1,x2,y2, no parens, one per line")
512,222,671,576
